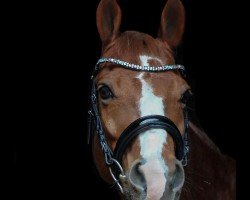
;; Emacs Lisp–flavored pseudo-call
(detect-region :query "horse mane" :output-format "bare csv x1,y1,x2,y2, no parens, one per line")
183,90,222,154
189,122,221,153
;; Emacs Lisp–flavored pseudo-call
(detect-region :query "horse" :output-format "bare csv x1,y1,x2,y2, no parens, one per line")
88,0,236,199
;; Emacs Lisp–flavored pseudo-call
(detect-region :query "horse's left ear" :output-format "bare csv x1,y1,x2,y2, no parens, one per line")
158,0,185,47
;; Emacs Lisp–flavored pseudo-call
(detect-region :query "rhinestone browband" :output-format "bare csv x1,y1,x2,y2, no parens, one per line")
96,57,185,73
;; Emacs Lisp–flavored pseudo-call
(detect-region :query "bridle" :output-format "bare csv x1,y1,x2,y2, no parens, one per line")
88,57,189,193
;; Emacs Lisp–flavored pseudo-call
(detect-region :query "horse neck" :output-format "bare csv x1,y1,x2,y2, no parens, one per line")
181,122,236,199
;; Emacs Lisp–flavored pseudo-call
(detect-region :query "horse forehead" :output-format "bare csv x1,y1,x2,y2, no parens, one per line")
97,67,138,85
139,55,164,66
97,53,185,96
97,65,183,94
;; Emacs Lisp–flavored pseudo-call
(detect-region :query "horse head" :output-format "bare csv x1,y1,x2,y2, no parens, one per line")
90,0,190,199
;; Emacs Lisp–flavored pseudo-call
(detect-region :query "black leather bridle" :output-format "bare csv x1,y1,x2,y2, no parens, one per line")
88,57,189,193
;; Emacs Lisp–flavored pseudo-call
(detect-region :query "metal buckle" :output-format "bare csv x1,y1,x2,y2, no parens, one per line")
108,158,126,194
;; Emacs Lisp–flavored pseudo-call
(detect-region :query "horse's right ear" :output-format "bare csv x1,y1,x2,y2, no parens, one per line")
96,0,121,48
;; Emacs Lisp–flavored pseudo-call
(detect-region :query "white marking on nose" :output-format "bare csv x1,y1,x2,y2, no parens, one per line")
136,55,168,199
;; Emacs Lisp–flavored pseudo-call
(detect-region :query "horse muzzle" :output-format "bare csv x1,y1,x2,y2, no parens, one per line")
120,158,185,200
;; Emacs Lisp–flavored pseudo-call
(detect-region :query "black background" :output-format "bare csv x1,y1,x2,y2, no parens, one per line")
10,0,238,198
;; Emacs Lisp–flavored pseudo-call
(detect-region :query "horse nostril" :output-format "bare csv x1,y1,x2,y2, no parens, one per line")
129,159,147,191
170,160,185,192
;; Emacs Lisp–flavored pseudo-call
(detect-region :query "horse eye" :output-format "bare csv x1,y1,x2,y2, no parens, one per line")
98,85,113,100
180,89,193,104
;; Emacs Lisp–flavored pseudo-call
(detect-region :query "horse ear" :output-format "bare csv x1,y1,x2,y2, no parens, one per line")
158,0,185,47
96,0,121,47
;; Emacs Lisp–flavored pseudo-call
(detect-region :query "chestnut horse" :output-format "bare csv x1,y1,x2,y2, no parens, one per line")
88,0,236,199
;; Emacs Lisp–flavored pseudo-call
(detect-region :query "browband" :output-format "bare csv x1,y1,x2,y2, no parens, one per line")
93,57,186,77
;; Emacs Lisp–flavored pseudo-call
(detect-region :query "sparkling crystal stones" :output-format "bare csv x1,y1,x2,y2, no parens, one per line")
96,57,185,74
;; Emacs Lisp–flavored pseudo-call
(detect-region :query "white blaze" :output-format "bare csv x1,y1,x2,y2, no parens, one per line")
139,55,163,67
137,55,168,199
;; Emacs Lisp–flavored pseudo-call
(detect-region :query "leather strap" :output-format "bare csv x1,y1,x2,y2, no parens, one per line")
113,115,184,164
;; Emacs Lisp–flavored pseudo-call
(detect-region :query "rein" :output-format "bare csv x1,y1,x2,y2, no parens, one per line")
88,57,189,193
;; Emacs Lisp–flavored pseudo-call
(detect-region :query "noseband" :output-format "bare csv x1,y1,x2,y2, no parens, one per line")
88,57,189,193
